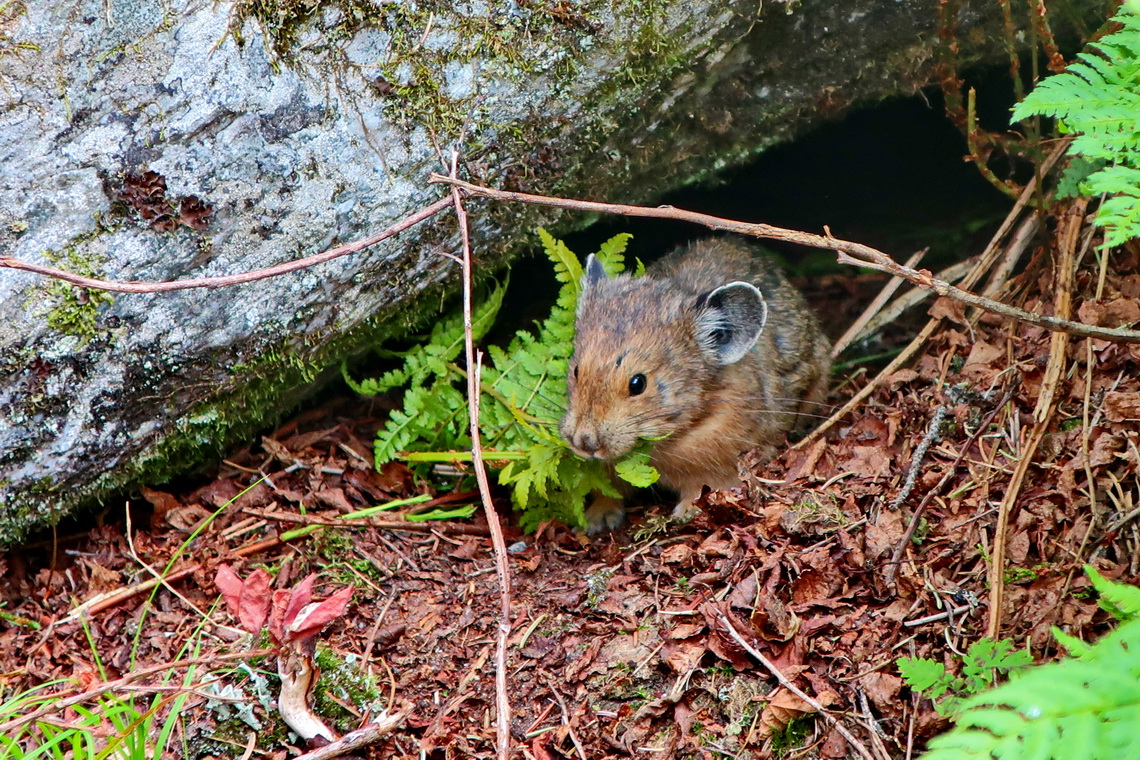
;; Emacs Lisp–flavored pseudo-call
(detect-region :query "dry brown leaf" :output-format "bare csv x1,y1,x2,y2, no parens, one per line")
1104,391,1140,422
839,446,892,478
859,671,902,711
756,688,817,740
668,623,706,640
663,638,707,674
660,544,694,565
963,340,1004,374
863,509,905,559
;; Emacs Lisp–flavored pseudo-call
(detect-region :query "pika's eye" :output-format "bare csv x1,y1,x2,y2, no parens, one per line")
573,365,579,380
628,373,647,396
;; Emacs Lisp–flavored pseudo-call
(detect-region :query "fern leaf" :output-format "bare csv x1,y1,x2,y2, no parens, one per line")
1085,167,1140,249
919,617,1140,760
374,387,427,464
899,657,949,692
614,453,659,487
595,233,633,276
1086,565,1140,620
1011,9,1140,246
538,227,583,291
341,361,404,397
1051,626,1093,659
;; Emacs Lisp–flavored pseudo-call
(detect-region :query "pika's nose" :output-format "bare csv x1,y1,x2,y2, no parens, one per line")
574,432,600,456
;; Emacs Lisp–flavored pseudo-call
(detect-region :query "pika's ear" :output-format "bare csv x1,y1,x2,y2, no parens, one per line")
693,282,768,365
583,254,608,289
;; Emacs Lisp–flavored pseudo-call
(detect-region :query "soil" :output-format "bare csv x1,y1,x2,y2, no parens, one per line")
2,201,1139,759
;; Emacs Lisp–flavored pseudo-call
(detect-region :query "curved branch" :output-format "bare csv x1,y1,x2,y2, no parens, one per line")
430,174,1140,345
0,196,454,293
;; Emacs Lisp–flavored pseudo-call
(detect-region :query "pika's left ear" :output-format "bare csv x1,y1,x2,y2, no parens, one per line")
693,282,768,365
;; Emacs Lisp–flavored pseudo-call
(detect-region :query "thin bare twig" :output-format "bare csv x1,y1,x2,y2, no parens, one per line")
125,505,213,621
62,534,282,622
888,406,948,512
0,196,454,292
797,319,943,450
831,248,928,358
291,708,411,760
719,612,877,760
850,255,975,352
549,682,589,760
857,690,892,760
429,162,1138,345
883,388,1014,587
903,604,979,628
66,502,487,622
449,149,512,760
987,198,1086,637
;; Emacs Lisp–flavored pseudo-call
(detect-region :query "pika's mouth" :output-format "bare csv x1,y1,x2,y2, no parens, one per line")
568,445,611,461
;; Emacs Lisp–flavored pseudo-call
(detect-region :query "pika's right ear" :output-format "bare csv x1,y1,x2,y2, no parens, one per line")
583,254,608,289
693,281,768,365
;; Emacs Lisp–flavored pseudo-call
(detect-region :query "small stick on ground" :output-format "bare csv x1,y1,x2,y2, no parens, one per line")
449,147,513,760
857,690,893,760
884,389,1013,587
549,682,589,760
719,612,877,760
831,247,928,358
797,319,943,450
62,534,282,622
291,707,411,760
887,405,948,512
987,197,1086,637
903,604,979,628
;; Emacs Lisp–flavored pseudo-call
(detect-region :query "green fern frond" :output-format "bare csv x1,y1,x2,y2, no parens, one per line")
919,571,1140,760
1086,565,1140,620
1012,9,1140,246
595,232,633,275
1085,167,1140,248
922,619,1140,760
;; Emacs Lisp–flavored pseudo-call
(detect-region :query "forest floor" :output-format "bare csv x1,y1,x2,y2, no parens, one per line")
2,204,1140,760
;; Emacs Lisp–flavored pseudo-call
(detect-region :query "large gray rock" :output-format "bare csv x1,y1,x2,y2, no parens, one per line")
0,0,1103,543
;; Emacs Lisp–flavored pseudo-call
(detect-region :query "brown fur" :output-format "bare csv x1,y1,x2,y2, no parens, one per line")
560,237,832,532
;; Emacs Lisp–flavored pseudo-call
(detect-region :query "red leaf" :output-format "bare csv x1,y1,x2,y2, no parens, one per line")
237,568,272,634
214,565,244,616
286,586,355,643
282,574,316,631
268,588,291,644
215,565,272,634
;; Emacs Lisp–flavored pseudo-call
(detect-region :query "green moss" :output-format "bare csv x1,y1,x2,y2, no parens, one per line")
227,0,606,147
229,0,405,62
38,248,115,340
312,646,384,733
770,714,815,758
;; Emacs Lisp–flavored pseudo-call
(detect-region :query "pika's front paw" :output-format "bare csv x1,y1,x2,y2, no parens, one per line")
585,497,626,535
672,499,699,523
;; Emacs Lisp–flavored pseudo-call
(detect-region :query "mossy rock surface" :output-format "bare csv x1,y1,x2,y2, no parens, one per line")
0,0,1108,544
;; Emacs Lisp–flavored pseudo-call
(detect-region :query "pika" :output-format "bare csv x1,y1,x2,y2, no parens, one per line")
560,237,831,533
